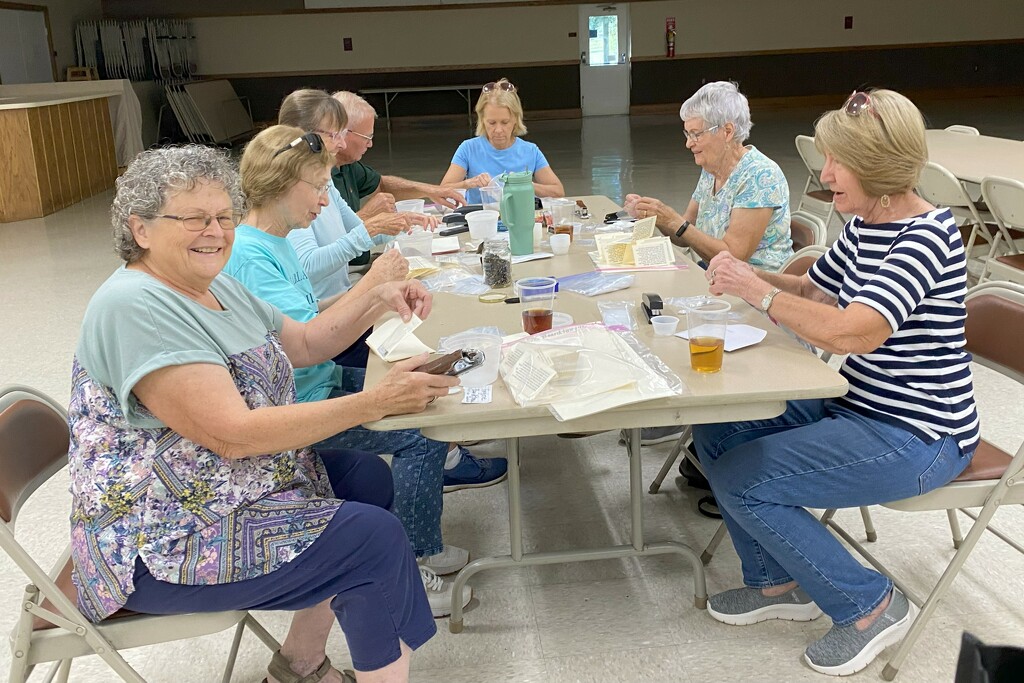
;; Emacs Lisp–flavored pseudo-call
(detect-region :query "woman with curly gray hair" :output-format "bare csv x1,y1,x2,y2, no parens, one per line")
71,143,447,682
626,81,793,272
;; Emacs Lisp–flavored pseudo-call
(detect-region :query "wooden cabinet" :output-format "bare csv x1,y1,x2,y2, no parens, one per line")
0,96,118,223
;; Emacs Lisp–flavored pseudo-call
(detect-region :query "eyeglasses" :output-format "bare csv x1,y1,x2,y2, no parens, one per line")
273,132,324,158
682,125,720,142
151,213,242,232
843,91,874,117
299,178,332,196
347,129,373,143
314,128,349,143
482,81,516,93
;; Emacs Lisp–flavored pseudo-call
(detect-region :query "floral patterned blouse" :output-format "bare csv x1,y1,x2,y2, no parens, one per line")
691,146,793,272
68,267,342,622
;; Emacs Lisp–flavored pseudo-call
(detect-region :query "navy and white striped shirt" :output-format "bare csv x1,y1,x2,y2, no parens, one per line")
808,208,980,454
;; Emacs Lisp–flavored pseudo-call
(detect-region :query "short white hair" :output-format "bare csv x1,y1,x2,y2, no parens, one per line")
332,91,376,126
679,81,752,143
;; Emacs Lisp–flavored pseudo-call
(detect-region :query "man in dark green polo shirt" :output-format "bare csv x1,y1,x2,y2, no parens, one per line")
332,91,465,264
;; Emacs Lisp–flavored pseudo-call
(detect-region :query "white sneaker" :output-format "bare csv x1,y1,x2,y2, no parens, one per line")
418,544,469,575
420,566,471,618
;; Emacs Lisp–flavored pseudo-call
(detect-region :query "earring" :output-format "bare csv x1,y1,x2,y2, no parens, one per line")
880,194,891,209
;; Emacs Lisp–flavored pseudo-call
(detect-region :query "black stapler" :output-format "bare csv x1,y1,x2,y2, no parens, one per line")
641,292,663,323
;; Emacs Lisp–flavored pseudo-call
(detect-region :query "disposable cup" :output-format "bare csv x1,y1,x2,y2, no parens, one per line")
445,332,502,388
395,199,425,214
466,210,499,241
480,186,502,213
517,277,557,334
550,233,571,255
651,315,680,336
687,300,730,373
395,229,433,257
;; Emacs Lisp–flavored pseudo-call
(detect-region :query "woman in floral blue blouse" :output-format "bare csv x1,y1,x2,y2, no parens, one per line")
68,143,450,683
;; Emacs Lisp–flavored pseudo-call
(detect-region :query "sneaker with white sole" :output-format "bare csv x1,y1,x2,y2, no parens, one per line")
420,565,471,618
418,544,469,576
708,586,823,626
804,588,913,677
442,448,508,493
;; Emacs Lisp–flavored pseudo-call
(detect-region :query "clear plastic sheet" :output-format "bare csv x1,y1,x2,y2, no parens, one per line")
437,326,504,352
666,295,743,321
498,323,683,421
557,271,635,297
597,300,637,330
420,265,490,296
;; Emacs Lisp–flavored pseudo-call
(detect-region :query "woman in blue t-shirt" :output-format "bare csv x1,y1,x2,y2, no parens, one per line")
692,90,979,677
441,78,564,204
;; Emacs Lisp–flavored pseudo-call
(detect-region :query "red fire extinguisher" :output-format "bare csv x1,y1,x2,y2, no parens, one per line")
666,17,676,57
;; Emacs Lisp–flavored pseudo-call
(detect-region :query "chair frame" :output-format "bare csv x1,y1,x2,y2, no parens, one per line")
794,134,842,232
916,161,1004,268
821,282,1024,680
789,210,828,252
1,385,281,683
978,176,1024,285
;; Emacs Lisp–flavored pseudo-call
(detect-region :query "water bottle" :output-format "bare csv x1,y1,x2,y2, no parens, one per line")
500,171,535,256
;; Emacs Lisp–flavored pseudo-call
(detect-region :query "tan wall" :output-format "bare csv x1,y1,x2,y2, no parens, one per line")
194,5,580,75
631,0,1024,57
177,0,1024,76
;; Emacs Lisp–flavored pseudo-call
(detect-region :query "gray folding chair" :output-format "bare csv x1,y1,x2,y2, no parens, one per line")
1,385,280,683
820,281,1024,680
795,135,841,232
789,211,828,252
916,161,1000,268
978,176,1024,286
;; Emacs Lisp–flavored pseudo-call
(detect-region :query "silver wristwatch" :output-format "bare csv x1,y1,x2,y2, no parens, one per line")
760,287,782,313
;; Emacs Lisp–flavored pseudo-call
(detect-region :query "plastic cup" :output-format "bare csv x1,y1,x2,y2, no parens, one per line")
550,198,575,233
445,332,502,388
651,315,679,336
550,233,571,255
466,210,499,241
395,199,425,214
480,186,502,213
687,300,730,373
517,277,557,334
395,228,433,257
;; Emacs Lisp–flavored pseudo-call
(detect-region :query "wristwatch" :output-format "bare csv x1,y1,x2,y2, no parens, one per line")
674,220,691,238
760,287,782,313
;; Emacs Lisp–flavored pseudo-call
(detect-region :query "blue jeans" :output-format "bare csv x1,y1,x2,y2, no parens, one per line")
692,399,973,626
316,367,446,558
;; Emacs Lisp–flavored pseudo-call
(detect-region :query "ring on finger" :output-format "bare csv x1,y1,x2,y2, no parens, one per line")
427,396,437,405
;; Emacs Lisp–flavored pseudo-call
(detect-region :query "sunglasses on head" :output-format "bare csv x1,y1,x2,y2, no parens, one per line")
843,90,874,117
273,132,324,158
482,81,516,94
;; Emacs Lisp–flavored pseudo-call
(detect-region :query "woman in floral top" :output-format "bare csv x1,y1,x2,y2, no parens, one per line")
69,143,454,682
626,81,793,272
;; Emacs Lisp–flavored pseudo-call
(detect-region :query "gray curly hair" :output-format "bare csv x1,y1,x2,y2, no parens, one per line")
679,81,753,144
111,145,245,263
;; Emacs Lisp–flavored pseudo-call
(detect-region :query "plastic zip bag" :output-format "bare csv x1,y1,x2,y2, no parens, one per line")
557,271,635,297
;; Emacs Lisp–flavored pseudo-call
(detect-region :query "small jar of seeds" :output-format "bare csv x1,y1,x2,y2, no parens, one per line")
482,239,513,289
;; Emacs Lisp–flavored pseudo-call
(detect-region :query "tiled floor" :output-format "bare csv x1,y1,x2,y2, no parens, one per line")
2,95,1022,682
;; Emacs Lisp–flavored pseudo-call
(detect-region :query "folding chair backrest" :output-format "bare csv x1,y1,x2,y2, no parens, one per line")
945,124,980,135
981,177,1024,232
781,245,828,277
0,386,69,529
964,282,1024,385
790,211,827,251
917,161,976,210
795,134,826,182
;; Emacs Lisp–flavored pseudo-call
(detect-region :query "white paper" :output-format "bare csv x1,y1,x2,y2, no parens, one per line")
675,323,768,352
431,236,461,254
462,386,493,404
366,315,435,361
630,215,657,241
511,252,554,265
632,236,674,267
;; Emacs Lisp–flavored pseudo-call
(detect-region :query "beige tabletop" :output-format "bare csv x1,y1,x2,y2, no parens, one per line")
365,195,848,441
926,129,1024,184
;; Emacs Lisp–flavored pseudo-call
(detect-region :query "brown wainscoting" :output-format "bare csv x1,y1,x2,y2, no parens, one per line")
630,41,1024,106
225,64,580,124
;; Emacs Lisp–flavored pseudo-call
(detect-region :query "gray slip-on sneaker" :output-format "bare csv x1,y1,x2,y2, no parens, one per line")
707,586,823,626
804,588,913,677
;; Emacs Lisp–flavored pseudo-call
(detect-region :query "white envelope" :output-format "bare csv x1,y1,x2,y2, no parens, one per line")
366,315,435,361
675,323,768,352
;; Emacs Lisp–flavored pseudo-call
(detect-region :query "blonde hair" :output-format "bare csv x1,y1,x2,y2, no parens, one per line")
814,89,928,198
474,78,527,138
240,125,333,209
278,89,347,132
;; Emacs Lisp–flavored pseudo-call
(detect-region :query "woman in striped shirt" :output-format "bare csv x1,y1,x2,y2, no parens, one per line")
691,89,978,677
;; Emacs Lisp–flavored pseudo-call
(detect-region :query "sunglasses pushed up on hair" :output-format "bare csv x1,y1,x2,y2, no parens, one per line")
482,81,516,94
843,91,875,117
273,132,325,158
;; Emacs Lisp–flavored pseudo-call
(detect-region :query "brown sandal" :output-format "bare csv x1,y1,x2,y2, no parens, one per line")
263,650,356,683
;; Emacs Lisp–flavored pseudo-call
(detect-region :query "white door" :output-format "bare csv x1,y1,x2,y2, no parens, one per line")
578,4,630,117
